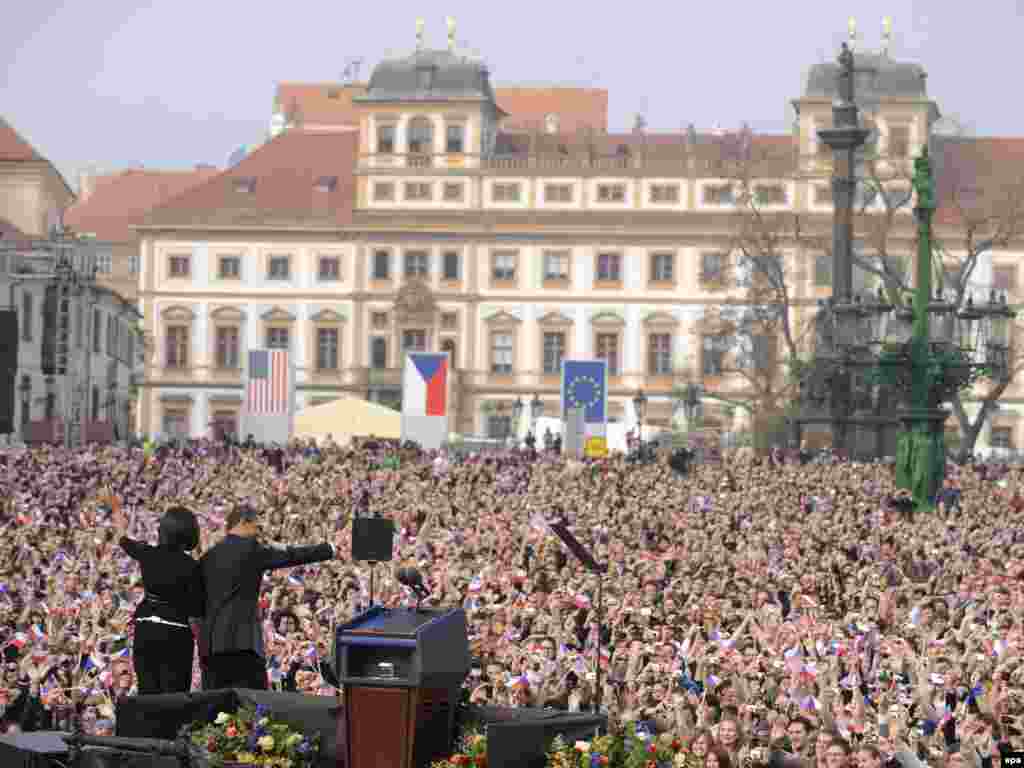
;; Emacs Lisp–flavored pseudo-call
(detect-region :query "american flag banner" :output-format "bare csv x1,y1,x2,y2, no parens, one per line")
246,349,290,414
243,348,295,445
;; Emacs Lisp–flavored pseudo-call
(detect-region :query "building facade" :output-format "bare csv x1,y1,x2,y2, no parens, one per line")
0,118,75,240
0,242,140,443
135,30,1024,451
64,166,220,303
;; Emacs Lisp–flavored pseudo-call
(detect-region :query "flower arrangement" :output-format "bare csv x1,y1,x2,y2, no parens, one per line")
546,733,622,768
184,704,319,767
621,726,681,768
435,725,689,768
431,726,488,768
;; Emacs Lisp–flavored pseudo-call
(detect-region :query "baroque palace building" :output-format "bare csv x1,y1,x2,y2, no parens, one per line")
133,25,1024,449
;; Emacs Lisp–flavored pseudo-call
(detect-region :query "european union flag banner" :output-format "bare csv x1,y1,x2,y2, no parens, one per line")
401,352,450,450
561,359,608,429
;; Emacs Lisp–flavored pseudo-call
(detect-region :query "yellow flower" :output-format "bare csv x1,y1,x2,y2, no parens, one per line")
258,735,275,752
215,712,231,725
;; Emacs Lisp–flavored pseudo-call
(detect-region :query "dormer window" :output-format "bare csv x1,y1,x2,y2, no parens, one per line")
888,124,910,158
315,176,338,192
234,177,256,194
416,64,437,91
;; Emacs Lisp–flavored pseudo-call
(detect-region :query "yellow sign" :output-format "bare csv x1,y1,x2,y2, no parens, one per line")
584,437,608,458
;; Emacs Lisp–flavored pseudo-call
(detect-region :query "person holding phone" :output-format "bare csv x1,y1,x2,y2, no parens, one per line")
114,498,204,694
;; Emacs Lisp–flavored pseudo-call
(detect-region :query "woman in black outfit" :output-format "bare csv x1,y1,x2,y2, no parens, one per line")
116,503,204,694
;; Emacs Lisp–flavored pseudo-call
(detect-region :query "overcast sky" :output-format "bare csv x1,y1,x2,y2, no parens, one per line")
4,0,1023,188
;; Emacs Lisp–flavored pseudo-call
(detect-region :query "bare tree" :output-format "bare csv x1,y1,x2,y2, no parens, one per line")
707,120,1024,458
691,126,818,419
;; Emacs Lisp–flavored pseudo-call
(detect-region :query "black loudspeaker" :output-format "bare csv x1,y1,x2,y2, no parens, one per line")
469,707,607,768
115,689,236,740
116,689,339,768
351,517,395,562
0,369,14,435
0,309,17,372
0,309,18,435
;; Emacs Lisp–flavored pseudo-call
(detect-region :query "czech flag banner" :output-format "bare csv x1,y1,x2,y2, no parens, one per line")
401,352,449,450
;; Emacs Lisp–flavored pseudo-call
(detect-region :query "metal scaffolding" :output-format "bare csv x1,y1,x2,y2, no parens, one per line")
0,234,114,448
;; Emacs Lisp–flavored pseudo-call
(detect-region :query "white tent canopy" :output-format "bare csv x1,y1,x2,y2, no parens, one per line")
293,396,401,445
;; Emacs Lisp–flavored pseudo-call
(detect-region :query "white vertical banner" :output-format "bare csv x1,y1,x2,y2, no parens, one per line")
400,351,450,450
242,348,294,445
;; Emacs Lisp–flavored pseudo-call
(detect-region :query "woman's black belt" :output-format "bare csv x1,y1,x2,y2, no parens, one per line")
138,594,190,626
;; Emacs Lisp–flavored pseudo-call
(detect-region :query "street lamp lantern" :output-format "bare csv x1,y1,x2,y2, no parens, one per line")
632,389,647,423
683,383,703,422
512,397,524,424
984,290,1014,372
954,294,984,354
833,295,870,349
895,300,915,325
530,393,543,422
864,285,894,346
926,289,956,345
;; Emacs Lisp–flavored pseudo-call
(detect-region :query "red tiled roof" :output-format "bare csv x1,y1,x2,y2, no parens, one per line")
495,87,608,134
0,117,42,162
64,167,220,242
273,83,367,128
272,82,609,134
141,130,358,229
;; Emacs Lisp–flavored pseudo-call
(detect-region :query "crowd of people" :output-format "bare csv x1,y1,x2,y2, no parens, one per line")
0,436,1021,768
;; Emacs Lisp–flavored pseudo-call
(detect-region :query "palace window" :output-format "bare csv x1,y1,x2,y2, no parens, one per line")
543,331,565,374
318,256,340,281
266,327,290,350
492,252,517,281
596,184,626,203
596,252,622,282
267,255,291,280
649,333,672,375
446,124,465,154
491,333,514,374
165,326,189,368
492,183,521,203
442,251,460,280
215,327,240,369
596,333,619,376
649,184,679,204
316,328,339,371
650,252,674,282
218,256,241,279
543,251,569,280
404,251,429,278
545,184,573,203
376,123,395,154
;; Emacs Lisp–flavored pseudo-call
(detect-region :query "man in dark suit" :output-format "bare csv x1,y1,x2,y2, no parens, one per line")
200,503,337,690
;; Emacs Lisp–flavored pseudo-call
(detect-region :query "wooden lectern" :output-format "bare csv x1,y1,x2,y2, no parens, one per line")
336,606,469,768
